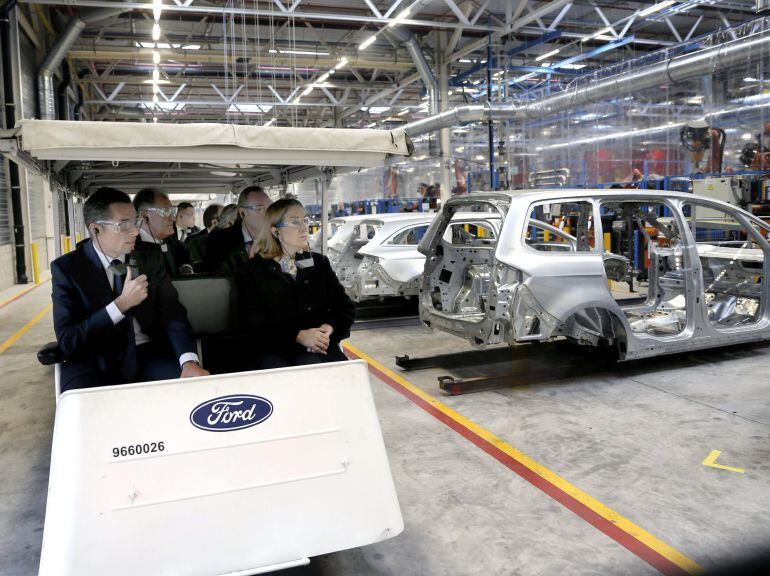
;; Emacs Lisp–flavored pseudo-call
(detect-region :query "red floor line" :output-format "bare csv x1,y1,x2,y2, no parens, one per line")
348,348,690,576
0,279,50,311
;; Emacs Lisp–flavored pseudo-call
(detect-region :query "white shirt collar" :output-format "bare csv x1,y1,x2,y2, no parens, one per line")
92,241,124,271
139,228,162,244
241,223,253,243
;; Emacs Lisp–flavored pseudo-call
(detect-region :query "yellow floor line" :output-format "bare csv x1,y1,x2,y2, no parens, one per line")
0,278,50,310
0,304,53,355
345,341,702,575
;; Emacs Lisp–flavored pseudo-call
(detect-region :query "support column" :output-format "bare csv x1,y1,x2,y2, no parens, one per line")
436,31,452,206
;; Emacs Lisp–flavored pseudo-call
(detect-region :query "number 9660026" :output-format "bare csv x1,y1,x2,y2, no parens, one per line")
112,442,165,458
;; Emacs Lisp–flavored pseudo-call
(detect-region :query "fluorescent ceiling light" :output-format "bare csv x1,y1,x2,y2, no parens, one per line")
152,23,161,41
513,72,537,82
360,106,390,114
560,63,586,70
143,78,170,85
263,118,276,127
359,35,377,50
459,59,473,63
210,171,238,177
535,48,560,62
153,0,162,21
334,57,348,70
269,48,330,56
398,108,410,116
153,51,160,64
227,104,273,113
389,7,411,26
137,41,187,49
301,86,314,96
364,122,376,128
638,0,676,17
317,72,330,83
152,68,160,82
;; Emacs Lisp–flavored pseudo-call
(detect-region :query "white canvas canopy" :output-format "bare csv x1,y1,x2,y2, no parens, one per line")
10,119,412,166
0,119,413,256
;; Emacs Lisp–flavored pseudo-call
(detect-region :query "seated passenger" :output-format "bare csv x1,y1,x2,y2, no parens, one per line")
186,203,223,269
205,186,272,274
236,198,355,369
52,187,209,392
175,201,199,242
133,188,193,276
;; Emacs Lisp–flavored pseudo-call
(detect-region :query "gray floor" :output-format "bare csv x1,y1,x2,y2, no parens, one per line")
1,285,769,575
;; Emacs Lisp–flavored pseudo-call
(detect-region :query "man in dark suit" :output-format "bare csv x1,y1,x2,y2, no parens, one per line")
186,203,223,269
204,186,271,274
133,188,193,276
52,187,209,392
175,201,200,242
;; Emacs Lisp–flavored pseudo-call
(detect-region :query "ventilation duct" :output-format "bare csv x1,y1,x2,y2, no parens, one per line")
38,5,131,120
402,27,770,137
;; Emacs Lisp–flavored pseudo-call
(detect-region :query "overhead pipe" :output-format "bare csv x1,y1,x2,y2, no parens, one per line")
38,4,131,120
382,25,439,117
402,27,770,137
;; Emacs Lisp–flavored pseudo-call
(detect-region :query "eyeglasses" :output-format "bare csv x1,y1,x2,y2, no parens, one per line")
278,216,311,229
95,217,143,233
144,206,178,219
241,204,267,214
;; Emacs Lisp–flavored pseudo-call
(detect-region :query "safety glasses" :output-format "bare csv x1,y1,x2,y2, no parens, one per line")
94,217,143,233
144,206,178,219
278,216,311,229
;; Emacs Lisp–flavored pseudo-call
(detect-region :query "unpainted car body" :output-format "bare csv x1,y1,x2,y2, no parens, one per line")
329,213,434,301
350,213,503,302
308,215,369,252
418,190,770,360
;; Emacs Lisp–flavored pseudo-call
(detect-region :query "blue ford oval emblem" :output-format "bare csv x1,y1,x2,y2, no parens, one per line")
190,395,273,432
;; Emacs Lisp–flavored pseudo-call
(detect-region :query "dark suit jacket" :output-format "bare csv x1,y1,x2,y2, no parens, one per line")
185,228,209,268
235,252,355,358
204,220,249,274
51,240,196,383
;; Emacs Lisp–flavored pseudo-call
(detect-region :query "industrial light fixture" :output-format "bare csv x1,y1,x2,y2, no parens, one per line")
301,86,314,96
153,0,162,21
264,118,276,127
152,83,159,94
535,48,560,62
268,48,330,56
398,108,410,116
317,72,330,83
638,0,676,17
388,7,411,26
334,57,348,70
152,51,160,65
582,26,615,42
152,67,160,82
152,23,161,41
359,35,377,50
152,94,159,104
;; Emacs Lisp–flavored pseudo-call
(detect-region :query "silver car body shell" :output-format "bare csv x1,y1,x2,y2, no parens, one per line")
417,189,770,360
351,212,502,302
330,213,435,299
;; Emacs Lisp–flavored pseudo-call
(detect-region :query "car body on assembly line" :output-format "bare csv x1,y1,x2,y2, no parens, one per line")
330,213,435,301
309,214,369,252
417,190,770,360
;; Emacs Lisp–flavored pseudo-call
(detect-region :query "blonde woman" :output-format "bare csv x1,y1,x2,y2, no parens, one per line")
235,198,355,369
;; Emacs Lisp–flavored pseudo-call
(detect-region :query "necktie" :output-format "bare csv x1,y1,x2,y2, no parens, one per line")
110,259,137,380
111,259,125,297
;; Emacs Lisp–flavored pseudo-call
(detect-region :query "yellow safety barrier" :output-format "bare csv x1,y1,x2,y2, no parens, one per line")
76,233,81,243
31,242,41,285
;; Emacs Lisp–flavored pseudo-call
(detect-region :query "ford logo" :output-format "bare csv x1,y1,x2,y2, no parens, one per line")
190,395,273,432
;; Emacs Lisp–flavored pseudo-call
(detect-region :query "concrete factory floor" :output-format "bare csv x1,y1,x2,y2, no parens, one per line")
1,282,769,576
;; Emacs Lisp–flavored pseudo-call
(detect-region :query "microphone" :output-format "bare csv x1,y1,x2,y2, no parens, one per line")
127,253,138,278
